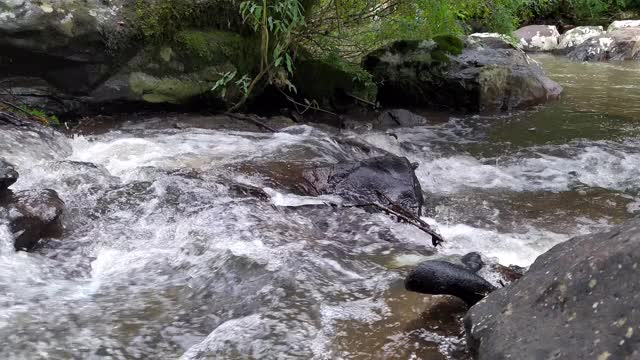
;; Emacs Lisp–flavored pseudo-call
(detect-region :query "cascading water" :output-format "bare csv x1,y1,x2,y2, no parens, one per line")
0,55,639,359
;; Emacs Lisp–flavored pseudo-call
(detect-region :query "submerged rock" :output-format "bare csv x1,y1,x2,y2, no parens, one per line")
302,155,424,217
514,25,560,52
465,218,640,359
568,27,640,61
364,34,561,112
1,189,65,251
556,26,605,53
0,159,18,193
405,260,496,306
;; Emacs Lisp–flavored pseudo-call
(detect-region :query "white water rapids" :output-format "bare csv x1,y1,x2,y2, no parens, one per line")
0,56,639,359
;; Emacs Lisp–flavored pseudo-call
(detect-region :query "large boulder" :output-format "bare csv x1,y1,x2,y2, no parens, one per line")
568,27,640,61
89,30,259,108
0,0,257,113
514,25,560,52
465,218,640,360
0,0,129,94
301,155,424,217
0,189,65,251
364,34,562,113
556,26,605,53
291,58,378,112
608,20,640,32
0,159,18,193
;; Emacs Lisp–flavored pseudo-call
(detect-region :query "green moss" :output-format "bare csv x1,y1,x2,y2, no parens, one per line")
433,34,465,56
159,47,173,62
294,58,378,108
478,65,511,112
129,72,213,104
174,30,259,73
133,0,244,43
1,104,60,126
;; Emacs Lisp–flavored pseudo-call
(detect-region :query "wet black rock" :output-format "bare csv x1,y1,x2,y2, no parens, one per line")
1,189,65,251
465,218,640,360
405,260,497,306
461,252,485,273
302,155,424,217
0,159,18,193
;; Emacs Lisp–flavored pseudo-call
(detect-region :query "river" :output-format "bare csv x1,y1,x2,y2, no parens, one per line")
0,55,639,359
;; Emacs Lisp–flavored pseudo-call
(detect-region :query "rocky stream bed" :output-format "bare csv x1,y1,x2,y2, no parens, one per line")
2,1,640,358
1,53,640,359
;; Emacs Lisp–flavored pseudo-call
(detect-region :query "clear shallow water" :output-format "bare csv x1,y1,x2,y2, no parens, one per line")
0,56,639,359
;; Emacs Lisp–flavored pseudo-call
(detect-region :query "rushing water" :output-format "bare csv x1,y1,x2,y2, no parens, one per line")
1,56,640,359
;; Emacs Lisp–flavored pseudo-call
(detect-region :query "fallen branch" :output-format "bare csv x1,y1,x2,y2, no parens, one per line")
346,92,378,108
367,202,444,247
277,87,339,117
226,113,277,133
375,190,444,247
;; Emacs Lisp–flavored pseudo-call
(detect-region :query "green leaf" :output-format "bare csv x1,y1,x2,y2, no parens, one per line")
285,53,293,74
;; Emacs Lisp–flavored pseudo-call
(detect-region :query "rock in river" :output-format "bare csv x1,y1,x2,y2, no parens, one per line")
405,260,497,306
556,26,605,54
568,26,640,62
465,218,640,360
1,189,65,251
302,155,424,217
608,20,640,32
514,25,560,52
0,159,18,193
364,34,562,112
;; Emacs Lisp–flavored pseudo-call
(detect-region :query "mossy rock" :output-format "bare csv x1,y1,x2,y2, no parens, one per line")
126,59,242,105
362,34,561,112
95,28,260,107
363,36,465,107
364,35,464,72
174,30,260,74
433,34,465,56
293,59,377,111
129,72,211,104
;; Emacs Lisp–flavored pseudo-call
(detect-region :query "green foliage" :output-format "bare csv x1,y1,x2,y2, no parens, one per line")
514,0,640,24
157,0,639,109
26,107,59,126
134,0,243,42
4,105,60,126
217,0,306,109
174,30,259,73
